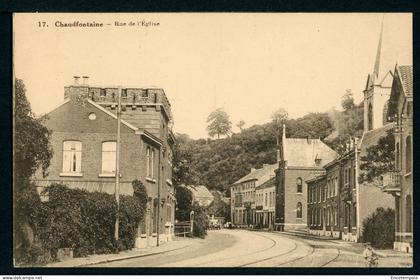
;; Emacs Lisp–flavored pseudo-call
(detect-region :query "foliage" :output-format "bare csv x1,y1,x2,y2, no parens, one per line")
175,186,193,221
172,134,198,187
14,78,53,264
362,207,395,249
132,179,148,209
207,191,231,222
14,78,53,188
206,108,232,139
359,129,395,184
271,108,288,132
191,202,208,238
15,181,147,266
236,120,246,131
341,89,355,111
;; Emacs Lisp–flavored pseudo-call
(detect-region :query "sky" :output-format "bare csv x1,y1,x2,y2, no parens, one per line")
14,13,412,139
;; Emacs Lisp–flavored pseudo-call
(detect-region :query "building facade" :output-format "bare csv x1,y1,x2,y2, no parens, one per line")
230,164,277,227
307,159,340,238
32,77,176,248
275,126,338,231
382,65,413,252
255,177,276,229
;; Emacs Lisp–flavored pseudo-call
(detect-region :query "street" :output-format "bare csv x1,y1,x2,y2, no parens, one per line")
90,229,412,267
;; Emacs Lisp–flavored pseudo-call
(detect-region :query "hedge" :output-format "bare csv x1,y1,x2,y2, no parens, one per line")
15,180,147,265
362,207,395,249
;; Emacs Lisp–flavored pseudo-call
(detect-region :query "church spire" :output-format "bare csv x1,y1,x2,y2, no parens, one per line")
373,15,385,79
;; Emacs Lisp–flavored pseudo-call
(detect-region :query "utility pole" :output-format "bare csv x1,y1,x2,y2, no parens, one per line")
115,86,122,245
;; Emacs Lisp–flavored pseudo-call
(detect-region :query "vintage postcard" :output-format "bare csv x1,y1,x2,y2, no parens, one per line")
13,13,412,268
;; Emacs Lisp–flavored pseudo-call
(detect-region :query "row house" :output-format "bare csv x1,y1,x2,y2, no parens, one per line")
307,159,340,238
255,177,276,229
230,164,277,227
32,77,176,248
382,65,413,253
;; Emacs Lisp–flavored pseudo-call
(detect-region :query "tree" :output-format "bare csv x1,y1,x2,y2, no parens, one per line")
206,108,232,139
341,89,355,111
14,78,53,188
236,120,246,132
359,129,395,184
172,133,197,187
271,108,288,128
13,78,53,261
175,186,193,221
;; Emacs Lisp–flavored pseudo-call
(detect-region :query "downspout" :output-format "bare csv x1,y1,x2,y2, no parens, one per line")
354,138,361,242
156,146,162,247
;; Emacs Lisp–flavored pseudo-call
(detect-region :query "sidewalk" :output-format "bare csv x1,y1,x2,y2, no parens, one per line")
45,237,195,267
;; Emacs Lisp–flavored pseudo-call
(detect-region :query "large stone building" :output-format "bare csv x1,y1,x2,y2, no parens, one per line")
382,65,413,252
32,77,176,248
275,126,337,231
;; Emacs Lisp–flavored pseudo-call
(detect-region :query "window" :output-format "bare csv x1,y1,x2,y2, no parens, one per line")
100,89,106,97
265,193,268,206
62,141,82,173
296,177,303,193
101,142,116,174
406,136,411,173
368,103,373,131
296,202,302,219
146,146,155,178
406,195,412,233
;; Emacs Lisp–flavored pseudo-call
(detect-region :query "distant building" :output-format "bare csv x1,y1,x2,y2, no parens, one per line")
363,20,393,132
382,65,413,252
255,176,276,229
186,185,214,208
275,125,337,231
230,164,277,227
32,77,176,248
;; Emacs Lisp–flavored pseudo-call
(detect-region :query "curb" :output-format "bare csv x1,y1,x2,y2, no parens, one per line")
45,242,193,268
76,244,193,267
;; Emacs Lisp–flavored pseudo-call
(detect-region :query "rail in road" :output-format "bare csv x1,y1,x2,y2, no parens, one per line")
238,231,342,267
157,230,342,267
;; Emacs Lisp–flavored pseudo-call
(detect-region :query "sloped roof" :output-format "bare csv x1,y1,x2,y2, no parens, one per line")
233,164,277,187
284,138,337,168
358,123,394,157
397,65,413,96
255,176,276,190
186,185,214,199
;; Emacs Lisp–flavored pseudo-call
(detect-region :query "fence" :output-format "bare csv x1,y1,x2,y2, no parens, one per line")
174,221,192,237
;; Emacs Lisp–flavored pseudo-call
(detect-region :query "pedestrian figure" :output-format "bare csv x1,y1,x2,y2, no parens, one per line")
363,242,378,268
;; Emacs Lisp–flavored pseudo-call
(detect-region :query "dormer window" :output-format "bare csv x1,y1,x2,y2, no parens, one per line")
315,158,322,166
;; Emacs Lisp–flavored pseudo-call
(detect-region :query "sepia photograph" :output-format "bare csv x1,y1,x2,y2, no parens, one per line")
12,13,413,269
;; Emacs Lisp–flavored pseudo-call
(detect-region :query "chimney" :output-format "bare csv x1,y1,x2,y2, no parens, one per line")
82,76,89,85
73,76,80,85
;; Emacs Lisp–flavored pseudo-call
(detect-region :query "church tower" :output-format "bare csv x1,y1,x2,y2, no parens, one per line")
363,18,393,132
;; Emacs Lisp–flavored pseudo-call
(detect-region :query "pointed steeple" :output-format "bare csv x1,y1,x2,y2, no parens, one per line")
373,15,384,79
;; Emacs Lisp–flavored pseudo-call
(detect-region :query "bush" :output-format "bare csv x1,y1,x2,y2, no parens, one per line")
16,180,148,265
191,202,208,238
362,207,395,249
